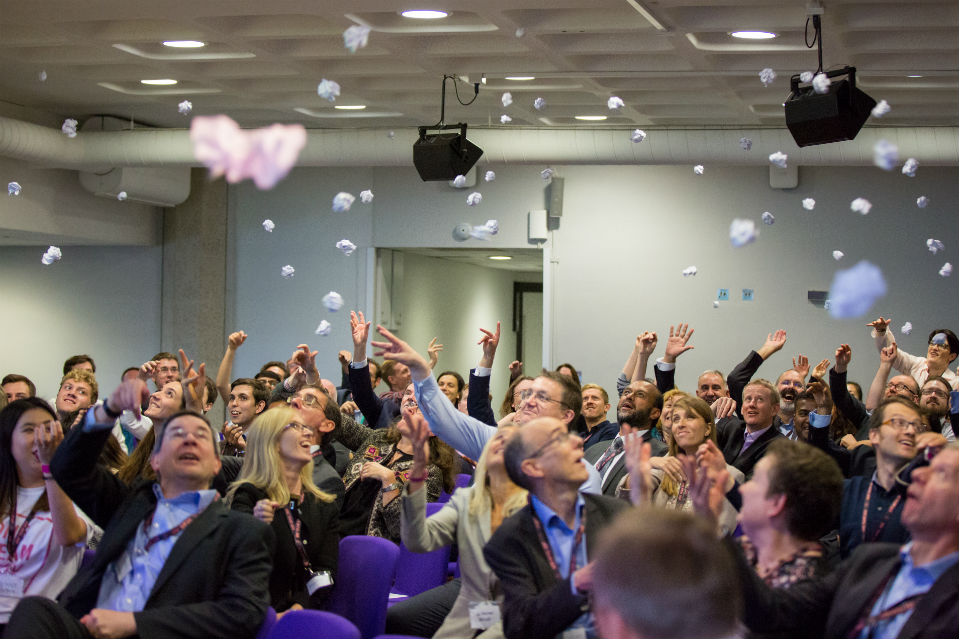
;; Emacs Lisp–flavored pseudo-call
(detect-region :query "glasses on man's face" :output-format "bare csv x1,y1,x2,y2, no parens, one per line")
518,389,565,407
620,388,648,401
885,382,915,395
166,425,213,443
880,417,921,432
921,388,949,399
526,430,572,460
290,393,323,409
283,422,314,435
780,381,804,390
896,444,945,486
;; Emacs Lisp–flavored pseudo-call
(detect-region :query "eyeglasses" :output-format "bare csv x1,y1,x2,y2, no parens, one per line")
885,382,916,395
518,389,566,407
401,398,419,410
525,430,573,459
620,388,649,400
896,444,945,486
283,422,314,435
290,393,323,409
166,425,213,442
880,417,921,432
780,381,804,389
921,388,949,399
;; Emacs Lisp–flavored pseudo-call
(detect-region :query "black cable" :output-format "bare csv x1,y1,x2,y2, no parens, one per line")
451,75,480,106
804,15,824,74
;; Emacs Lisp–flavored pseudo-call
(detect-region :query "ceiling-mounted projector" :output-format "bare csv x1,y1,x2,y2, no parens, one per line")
413,123,483,181
785,66,876,147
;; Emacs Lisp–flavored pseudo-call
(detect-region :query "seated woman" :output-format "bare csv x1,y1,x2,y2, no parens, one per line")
0,399,97,631
338,384,457,543
497,376,534,423
620,396,742,534
227,407,339,613
436,371,465,407
654,389,689,446
399,416,526,638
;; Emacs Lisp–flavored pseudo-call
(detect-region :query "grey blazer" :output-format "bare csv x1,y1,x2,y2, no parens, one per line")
400,484,513,638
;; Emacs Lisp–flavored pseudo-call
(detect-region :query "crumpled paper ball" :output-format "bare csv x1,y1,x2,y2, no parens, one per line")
466,192,482,206
501,92,513,107
812,73,830,94
500,114,512,124
7,182,21,196
901,322,913,335
41,246,62,265
360,189,374,203
631,129,647,143
541,168,554,181
802,198,816,211
901,158,919,177
926,239,944,254
62,119,78,138
336,239,357,256
262,219,275,232
873,140,899,171
484,171,495,182
800,71,813,83
832,250,844,261
693,165,704,175
871,100,890,118
827,260,887,318
533,97,546,110
607,96,624,110
768,151,788,169
178,100,192,115
117,191,127,201
343,25,371,53
332,192,355,212
759,68,776,86
761,212,775,225
469,219,499,240
850,198,872,215
317,79,341,102
281,265,295,278
739,137,752,151
729,219,757,248
314,320,332,336
682,265,697,277
916,196,929,208
453,175,466,188
939,263,953,277
322,291,344,312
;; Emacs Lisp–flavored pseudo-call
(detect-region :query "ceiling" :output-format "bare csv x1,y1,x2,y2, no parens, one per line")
403,248,544,273
0,0,956,132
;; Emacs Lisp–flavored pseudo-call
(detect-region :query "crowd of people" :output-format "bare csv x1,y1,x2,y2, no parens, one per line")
0,313,956,638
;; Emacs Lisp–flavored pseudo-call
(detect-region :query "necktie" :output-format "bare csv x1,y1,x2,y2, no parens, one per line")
595,436,624,472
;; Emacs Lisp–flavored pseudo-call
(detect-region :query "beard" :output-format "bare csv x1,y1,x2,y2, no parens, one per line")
779,400,795,414
617,405,651,429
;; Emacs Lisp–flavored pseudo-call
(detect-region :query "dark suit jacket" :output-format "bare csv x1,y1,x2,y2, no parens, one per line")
736,540,959,638
349,364,399,429
312,449,346,508
585,430,667,495
231,483,339,611
50,422,275,638
467,368,498,426
717,417,782,479
483,493,628,638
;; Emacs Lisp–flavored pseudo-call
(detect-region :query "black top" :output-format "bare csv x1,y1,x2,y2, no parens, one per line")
231,482,339,611
339,450,412,537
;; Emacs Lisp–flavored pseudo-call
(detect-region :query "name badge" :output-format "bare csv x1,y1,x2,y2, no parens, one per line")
562,628,588,639
469,601,501,630
307,570,333,595
0,573,25,598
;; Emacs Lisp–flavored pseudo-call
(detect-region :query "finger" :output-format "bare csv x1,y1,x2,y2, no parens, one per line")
684,327,693,341
494,321,501,339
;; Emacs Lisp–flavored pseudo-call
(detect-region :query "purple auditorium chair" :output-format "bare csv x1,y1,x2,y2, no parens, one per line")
435,473,472,504
267,609,360,639
327,535,400,638
257,606,277,639
390,503,452,604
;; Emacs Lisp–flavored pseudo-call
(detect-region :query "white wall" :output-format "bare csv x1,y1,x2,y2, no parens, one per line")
0,245,162,398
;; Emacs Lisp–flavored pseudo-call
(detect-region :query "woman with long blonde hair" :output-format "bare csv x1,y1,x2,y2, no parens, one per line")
227,407,338,613
394,414,526,638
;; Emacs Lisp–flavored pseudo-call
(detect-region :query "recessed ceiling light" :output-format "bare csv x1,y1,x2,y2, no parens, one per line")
140,78,178,85
907,74,924,78
334,105,367,110
730,31,777,40
162,40,206,48
401,10,449,19
488,255,512,261
505,76,536,81
575,115,607,121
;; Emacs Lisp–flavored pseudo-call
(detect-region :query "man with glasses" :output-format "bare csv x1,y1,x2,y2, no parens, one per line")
366,322,602,493
4,378,274,638
483,417,627,638
584,380,666,495
288,383,345,507
868,319,958,387
918,376,954,442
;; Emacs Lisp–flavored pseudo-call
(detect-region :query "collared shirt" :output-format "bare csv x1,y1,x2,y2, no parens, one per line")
839,473,910,557
860,542,959,638
598,431,648,488
740,424,772,455
97,485,218,612
529,494,594,637
778,419,798,441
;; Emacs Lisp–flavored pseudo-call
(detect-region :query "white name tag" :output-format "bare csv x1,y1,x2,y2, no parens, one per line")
562,628,588,639
0,573,25,598
469,600,501,630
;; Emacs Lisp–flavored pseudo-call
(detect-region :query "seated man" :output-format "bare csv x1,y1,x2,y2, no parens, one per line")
2,373,35,403
54,370,97,426
4,379,274,638
592,509,741,639
288,383,346,508
734,443,958,638
484,417,627,638
716,379,783,479
62,354,96,375
221,378,268,456
580,384,618,449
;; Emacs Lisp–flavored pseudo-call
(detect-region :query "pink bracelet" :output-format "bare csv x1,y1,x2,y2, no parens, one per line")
41,464,51,475
408,472,428,483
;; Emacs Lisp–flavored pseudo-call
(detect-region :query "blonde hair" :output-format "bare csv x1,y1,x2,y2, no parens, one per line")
60,369,98,404
468,424,527,518
226,407,334,505
661,396,717,498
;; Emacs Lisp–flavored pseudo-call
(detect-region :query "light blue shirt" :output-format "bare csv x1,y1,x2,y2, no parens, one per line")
860,542,958,638
529,494,594,638
777,420,798,440
96,485,218,611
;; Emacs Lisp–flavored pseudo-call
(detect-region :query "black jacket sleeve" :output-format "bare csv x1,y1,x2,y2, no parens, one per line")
467,369,497,426
727,350,764,417
829,368,868,432
348,363,385,428
653,362,675,394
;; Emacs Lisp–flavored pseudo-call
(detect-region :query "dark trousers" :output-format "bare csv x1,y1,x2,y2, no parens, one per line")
3,597,93,638
385,578,460,637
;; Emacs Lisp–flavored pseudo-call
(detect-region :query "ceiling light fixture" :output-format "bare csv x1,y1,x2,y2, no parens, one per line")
401,10,449,19
140,78,178,85
505,76,536,81
730,31,777,39
488,255,512,261
907,75,924,78
162,40,206,48
575,115,607,121
334,105,367,110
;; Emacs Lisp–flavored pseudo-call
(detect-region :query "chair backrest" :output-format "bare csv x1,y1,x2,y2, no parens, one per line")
327,535,400,638
257,606,277,639
393,537,451,598
267,609,360,639
436,473,472,504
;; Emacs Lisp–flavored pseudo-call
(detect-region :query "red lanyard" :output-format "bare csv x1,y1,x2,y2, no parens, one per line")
141,494,218,554
528,497,585,580
4,491,39,562
282,493,312,570
861,482,902,543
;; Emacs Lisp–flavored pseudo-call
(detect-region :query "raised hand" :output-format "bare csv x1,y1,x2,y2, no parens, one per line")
399,405,432,465
648,455,685,485
835,344,852,373
427,337,444,369
680,454,728,524
179,348,207,413
866,317,892,333
663,324,695,363
227,330,247,350
880,342,898,365
350,310,371,362
105,379,151,420
478,322,501,368
370,325,431,380
710,396,737,421
792,354,810,379
138,360,158,383
252,498,280,524
291,344,319,383
622,435,652,506
508,360,524,379
758,330,787,360
35,419,64,465
223,422,246,450
811,358,830,380
637,331,658,357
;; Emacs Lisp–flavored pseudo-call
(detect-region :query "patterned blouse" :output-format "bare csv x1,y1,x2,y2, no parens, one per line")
737,536,827,589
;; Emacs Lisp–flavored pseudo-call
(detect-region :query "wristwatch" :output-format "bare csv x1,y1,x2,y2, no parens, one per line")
381,481,402,493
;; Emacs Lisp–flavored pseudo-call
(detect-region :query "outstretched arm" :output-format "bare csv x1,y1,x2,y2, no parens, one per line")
468,323,501,426
728,330,786,414
216,331,247,403
865,342,897,411
631,331,658,383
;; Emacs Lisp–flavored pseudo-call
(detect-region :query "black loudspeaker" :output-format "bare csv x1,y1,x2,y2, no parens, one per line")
785,67,876,147
413,124,484,181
